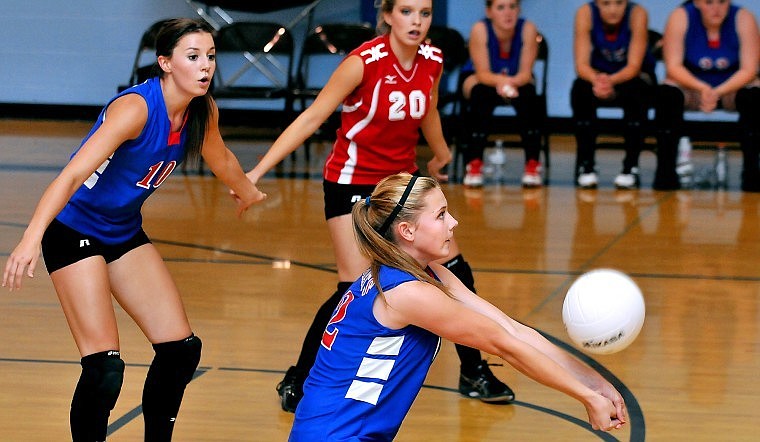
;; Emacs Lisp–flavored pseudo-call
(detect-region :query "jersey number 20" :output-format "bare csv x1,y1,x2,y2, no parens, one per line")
388,90,426,121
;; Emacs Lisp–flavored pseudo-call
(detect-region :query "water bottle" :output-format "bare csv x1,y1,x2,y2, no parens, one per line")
714,144,727,189
677,136,693,188
489,139,507,184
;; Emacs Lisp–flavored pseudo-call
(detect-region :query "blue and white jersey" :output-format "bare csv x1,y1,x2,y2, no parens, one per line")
56,77,186,244
461,18,525,76
590,1,654,75
683,2,741,87
290,265,441,442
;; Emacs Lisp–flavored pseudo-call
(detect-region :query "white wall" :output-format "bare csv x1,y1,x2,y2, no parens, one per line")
1,0,758,117
0,0,359,107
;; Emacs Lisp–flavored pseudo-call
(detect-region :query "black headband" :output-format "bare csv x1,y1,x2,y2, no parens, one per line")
378,175,418,236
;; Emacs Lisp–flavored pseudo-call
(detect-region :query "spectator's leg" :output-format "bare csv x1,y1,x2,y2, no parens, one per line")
512,83,543,164
570,78,598,177
736,87,760,192
653,84,684,190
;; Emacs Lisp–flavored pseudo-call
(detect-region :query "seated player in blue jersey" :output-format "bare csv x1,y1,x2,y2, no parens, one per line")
289,173,628,441
654,0,760,191
572,0,656,190
459,0,545,188
2,18,266,441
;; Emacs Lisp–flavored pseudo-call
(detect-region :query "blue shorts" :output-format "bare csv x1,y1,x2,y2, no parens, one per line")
41,219,151,273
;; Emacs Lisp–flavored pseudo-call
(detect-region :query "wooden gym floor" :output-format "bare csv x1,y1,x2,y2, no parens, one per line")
1,119,759,441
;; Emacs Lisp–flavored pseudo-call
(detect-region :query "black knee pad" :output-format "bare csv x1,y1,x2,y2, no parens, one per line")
143,335,202,441
77,350,125,411
71,350,125,442
152,334,202,384
442,254,476,294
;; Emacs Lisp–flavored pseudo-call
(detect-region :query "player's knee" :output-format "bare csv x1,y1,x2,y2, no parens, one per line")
79,350,125,410
442,254,476,293
736,88,760,118
152,334,202,383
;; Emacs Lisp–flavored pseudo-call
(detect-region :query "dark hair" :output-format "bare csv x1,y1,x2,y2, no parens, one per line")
154,18,216,167
352,173,452,299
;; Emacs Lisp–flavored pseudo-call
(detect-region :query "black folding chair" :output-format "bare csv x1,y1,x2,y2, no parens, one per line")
117,19,175,92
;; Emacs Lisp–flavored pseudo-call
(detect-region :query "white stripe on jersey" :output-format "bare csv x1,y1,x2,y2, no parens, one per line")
367,336,404,356
357,357,395,380
392,63,418,83
338,79,382,183
345,379,383,405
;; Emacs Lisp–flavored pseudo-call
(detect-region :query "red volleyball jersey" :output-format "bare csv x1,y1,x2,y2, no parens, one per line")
323,33,444,185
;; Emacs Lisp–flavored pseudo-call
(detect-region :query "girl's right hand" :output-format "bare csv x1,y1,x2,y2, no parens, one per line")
584,392,626,432
229,185,268,218
2,238,41,291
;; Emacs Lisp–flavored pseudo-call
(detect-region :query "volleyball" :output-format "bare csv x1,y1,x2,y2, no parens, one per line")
562,269,645,355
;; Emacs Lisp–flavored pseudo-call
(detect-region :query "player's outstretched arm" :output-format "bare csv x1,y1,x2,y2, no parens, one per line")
4,95,147,290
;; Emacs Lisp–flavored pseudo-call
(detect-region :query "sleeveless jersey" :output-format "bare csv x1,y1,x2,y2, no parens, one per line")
590,1,655,75
461,18,525,76
290,266,441,441
324,33,443,185
683,2,741,87
56,77,186,244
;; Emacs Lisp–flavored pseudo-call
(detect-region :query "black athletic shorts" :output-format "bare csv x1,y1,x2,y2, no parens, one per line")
41,218,151,274
323,180,377,220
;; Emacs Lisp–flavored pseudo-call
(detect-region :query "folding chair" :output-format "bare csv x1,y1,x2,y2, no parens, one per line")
212,21,296,122
291,23,376,155
117,19,174,92
424,25,469,144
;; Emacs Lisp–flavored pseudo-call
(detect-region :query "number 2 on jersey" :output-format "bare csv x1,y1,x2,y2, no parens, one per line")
321,291,355,350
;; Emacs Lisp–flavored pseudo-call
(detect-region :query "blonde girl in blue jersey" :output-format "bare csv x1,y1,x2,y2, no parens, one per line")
290,173,628,440
2,18,266,441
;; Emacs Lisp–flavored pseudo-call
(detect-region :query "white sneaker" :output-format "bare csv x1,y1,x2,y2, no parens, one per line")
614,168,640,190
577,172,598,189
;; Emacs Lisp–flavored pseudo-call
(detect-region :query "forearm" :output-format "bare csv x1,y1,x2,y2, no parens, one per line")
576,63,598,84
513,323,605,389
496,334,598,404
24,174,82,242
420,110,452,164
248,112,323,183
667,65,710,92
208,148,257,200
714,69,758,96
608,64,640,86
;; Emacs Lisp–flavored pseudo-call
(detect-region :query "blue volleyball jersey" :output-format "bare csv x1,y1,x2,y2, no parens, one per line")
56,77,186,244
290,266,441,442
683,2,741,87
590,1,654,75
461,18,525,76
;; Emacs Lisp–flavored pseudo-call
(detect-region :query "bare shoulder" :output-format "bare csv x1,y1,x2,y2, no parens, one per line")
103,93,148,138
469,20,487,40
383,279,446,314
630,3,649,22
522,19,538,37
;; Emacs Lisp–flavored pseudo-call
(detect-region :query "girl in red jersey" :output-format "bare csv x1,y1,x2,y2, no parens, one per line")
244,0,515,412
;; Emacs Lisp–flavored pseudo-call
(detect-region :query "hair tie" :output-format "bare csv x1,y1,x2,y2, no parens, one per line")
378,176,418,236
365,196,371,206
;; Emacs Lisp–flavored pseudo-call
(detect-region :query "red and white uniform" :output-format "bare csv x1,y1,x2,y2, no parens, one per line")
323,33,443,185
